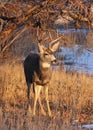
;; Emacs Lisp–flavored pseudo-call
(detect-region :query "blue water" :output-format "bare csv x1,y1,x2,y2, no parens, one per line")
56,45,93,74
58,28,88,35
54,28,93,74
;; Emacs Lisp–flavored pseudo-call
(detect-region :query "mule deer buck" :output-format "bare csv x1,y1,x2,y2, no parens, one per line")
24,40,59,116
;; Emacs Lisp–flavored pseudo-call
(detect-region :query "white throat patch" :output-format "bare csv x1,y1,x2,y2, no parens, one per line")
42,62,50,68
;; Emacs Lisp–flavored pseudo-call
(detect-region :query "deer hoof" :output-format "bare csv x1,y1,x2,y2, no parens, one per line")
48,112,52,117
41,110,46,116
28,106,32,113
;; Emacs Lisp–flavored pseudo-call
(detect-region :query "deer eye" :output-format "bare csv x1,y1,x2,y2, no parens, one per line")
44,53,48,56
44,53,48,57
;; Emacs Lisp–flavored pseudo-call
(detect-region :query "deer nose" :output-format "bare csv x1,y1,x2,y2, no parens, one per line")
51,55,56,61
52,59,57,64
51,57,57,64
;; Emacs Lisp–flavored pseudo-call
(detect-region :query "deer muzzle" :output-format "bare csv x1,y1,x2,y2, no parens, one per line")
51,55,57,64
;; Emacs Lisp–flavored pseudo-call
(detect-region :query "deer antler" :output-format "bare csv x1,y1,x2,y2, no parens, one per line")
37,27,41,43
37,28,47,43
48,31,53,41
48,30,63,48
49,36,62,45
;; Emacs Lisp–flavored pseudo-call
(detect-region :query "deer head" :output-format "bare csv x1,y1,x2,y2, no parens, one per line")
37,29,61,66
38,41,59,67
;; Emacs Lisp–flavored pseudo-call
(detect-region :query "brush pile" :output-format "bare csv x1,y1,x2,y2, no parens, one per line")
0,0,93,58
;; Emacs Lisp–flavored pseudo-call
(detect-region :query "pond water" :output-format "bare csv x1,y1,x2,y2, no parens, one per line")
55,44,93,74
58,28,88,35
55,28,93,75
81,124,93,129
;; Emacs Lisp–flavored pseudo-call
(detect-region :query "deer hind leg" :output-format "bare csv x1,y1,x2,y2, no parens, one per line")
27,82,32,113
33,84,45,115
45,86,52,117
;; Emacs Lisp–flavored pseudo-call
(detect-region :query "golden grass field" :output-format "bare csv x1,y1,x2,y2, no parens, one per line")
0,61,93,130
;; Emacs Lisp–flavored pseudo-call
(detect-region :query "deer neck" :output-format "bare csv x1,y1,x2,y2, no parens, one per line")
41,62,51,68
39,60,51,76
39,61,52,85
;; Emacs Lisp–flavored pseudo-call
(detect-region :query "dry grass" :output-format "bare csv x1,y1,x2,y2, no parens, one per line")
0,62,93,130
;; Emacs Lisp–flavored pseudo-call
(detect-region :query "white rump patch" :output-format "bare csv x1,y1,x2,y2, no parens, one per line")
42,62,50,68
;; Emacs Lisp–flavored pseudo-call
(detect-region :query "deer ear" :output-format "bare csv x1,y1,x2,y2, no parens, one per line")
50,42,59,52
38,43,46,54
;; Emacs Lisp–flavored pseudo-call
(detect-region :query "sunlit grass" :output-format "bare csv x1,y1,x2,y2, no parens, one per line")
0,62,93,129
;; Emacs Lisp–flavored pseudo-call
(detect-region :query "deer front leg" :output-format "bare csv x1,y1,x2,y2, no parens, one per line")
33,84,42,115
38,96,46,116
45,86,52,117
